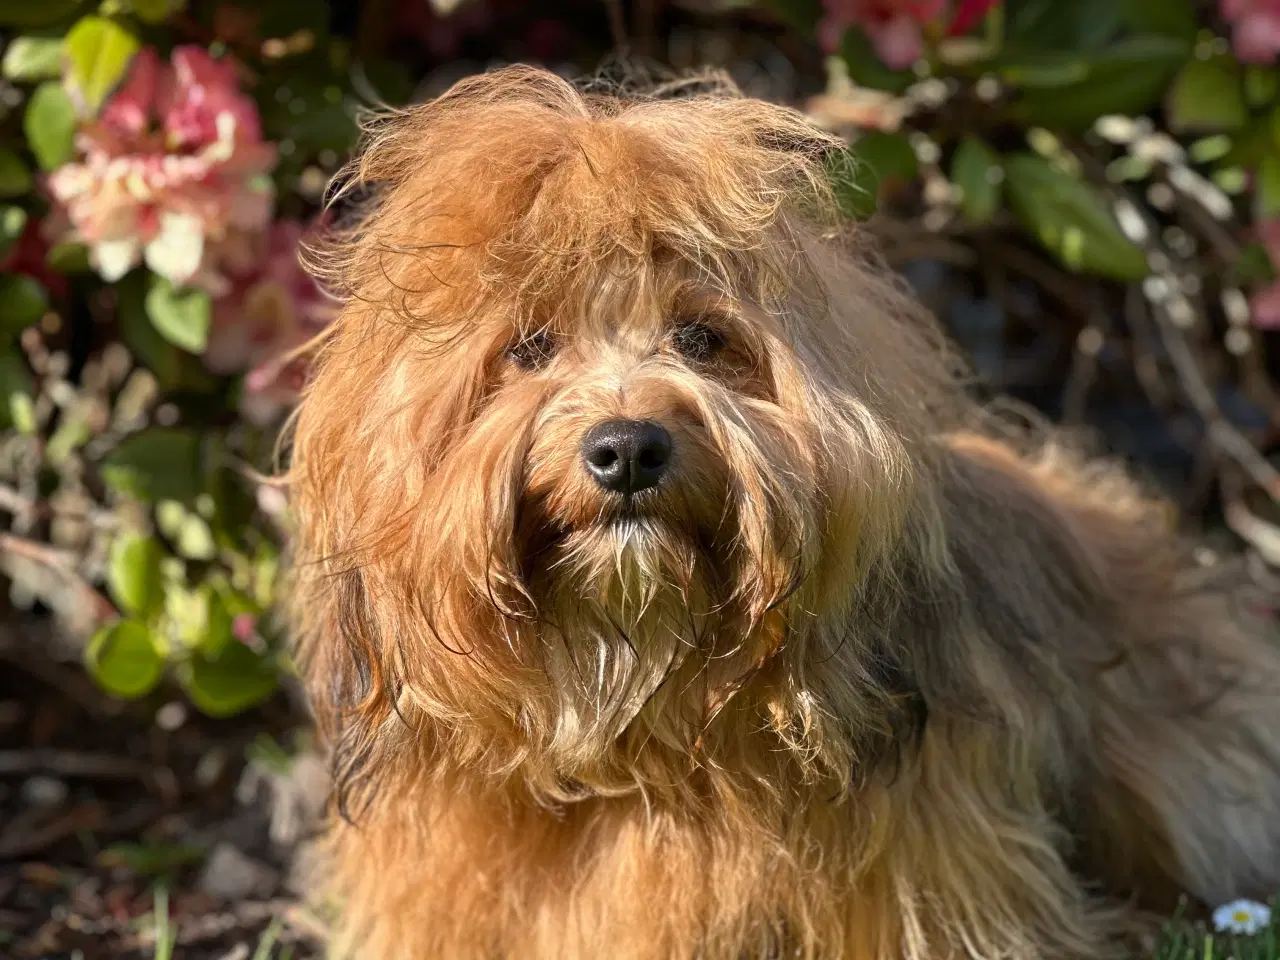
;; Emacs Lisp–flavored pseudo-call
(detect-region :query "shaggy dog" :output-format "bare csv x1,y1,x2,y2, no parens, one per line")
284,66,1280,959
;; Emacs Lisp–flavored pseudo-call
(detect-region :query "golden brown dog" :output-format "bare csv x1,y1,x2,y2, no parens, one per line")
284,66,1280,959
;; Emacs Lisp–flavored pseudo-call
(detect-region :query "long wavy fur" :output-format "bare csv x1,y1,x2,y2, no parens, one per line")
282,66,1280,959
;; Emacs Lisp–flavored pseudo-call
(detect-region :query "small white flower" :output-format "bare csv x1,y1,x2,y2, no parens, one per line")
1213,899,1272,935
93,237,140,282
144,211,205,285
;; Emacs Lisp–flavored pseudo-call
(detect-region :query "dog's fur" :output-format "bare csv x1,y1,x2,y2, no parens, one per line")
284,66,1280,959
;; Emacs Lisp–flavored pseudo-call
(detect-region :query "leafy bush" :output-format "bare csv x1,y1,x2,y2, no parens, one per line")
1,0,1277,716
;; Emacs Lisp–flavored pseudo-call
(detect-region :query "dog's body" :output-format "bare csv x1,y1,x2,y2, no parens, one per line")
285,67,1280,959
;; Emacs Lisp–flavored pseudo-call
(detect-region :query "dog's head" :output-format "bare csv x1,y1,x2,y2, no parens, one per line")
286,66,964,805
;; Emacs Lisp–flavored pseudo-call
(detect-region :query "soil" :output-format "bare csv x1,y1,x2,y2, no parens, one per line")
0,619,326,960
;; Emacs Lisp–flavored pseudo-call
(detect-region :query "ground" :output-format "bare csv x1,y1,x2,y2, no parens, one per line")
1,619,325,959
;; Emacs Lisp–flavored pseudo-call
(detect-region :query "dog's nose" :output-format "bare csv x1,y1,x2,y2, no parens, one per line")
581,419,672,494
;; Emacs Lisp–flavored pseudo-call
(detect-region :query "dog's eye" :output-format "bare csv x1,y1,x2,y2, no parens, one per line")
671,320,726,364
507,330,557,370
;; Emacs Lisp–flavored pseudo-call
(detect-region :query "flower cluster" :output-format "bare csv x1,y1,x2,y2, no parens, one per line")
204,218,338,424
42,44,335,420
1220,0,1280,64
819,0,999,69
48,46,276,292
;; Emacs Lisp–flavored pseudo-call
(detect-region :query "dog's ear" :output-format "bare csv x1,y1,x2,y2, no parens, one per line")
304,566,397,822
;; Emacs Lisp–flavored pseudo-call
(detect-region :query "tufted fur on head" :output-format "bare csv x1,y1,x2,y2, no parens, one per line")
284,65,1280,960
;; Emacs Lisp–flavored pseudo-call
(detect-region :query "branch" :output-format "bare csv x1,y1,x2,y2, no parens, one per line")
0,533,117,625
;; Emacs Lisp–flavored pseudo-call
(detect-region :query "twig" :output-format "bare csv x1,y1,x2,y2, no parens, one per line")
0,533,79,570
1174,184,1280,429
1060,290,1111,425
0,482,117,530
0,749,148,780
871,226,977,268
1074,147,1280,506
989,239,1095,314
1174,191,1244,265
0,803,106,858
0,533,117,624
1122,284,1177,410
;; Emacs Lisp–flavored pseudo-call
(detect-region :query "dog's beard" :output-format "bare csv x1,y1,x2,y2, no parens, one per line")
525,514,728,767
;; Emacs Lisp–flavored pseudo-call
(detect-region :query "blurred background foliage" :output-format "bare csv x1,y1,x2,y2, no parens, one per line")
7,0,1280,955
1,0,1279,729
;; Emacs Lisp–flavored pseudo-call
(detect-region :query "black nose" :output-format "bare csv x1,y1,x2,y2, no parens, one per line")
581,419,673,495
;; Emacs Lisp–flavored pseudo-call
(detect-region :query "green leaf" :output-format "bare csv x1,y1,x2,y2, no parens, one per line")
124,0,182,24
1167,56,1247,134
0,207,29,261
839,28,914,94
156,499,187,539
165,582,210,649
200,582,235,656
46,414,91,464
1003,153,1149,282
828,133,918,220
165,580,235,656
1257,154,1280,219
46,239,90,273
101,427,203,503
0,273,49,335
0,0,86,28
145,276,211,354
175,514,216,561
1007,0,1124,53
2,36,64,81
756,0,823,34
357,59,415,107
256,0,331,41
1122,0,1197,42
64,15,139,115
252,542,279,609
99,840,206,877
24,81,77,170
1245,66,1279,108
1002,35,1189,131
117,272,217,391
261,80,356,154
0,149,34,198
951,137,1002,225
86,619,164,700
180,641,278,718
106,532,165,618
1232,242,1277,287
0,350,36,432
118,271,183,387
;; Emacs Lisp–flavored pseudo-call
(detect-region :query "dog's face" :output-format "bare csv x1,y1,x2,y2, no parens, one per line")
288,68,962,799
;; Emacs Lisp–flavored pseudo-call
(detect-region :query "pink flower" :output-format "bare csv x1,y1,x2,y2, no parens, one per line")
204,218,337,423
1222,0,1280,63
47,46,276,291
232,613,258,644
162,47,265,148
818,0,996,68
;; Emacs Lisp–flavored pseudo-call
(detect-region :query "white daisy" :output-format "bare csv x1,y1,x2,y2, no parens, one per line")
1212,899,1272,935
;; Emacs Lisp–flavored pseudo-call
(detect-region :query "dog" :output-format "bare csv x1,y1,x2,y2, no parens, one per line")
283,65,1280,959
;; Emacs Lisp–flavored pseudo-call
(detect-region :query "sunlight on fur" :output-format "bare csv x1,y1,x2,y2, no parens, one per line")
281,65,1280,959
